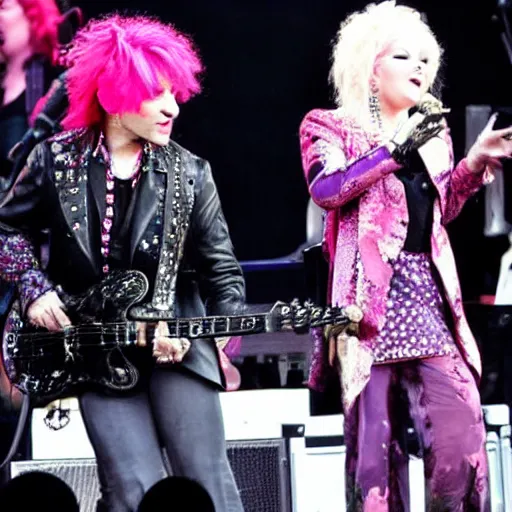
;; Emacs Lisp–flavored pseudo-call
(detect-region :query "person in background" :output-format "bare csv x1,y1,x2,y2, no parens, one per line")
0,0,67,184
0,0,81,485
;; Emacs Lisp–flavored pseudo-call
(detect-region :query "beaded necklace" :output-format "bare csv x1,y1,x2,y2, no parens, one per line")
100,151,143,274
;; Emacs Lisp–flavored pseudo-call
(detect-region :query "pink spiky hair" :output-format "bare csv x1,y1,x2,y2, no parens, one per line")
62,14,203,129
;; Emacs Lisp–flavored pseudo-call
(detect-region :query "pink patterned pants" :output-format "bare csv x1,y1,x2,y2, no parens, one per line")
343,352,490,511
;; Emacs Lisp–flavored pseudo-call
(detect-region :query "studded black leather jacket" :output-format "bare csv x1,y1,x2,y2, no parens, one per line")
0,128,246,388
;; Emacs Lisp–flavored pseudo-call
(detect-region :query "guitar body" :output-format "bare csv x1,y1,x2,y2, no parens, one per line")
2,270,148,404
2,268,351,404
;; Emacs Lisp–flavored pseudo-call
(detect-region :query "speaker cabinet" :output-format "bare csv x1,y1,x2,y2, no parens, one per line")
10,459,99,512
10,438,290,512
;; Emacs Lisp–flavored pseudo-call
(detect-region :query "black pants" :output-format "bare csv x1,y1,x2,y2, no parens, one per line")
79,367,244,512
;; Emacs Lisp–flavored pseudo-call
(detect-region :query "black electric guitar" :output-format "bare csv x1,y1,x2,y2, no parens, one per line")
2,270,351,403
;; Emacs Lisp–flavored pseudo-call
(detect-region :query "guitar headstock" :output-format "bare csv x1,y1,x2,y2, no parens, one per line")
268,299,362,334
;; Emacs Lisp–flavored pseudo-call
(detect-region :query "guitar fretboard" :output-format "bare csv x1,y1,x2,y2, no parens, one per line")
13,306,348,351
164,314,270,338
70,313,274,346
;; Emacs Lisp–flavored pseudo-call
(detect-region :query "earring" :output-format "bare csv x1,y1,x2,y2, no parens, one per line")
369,81,382,132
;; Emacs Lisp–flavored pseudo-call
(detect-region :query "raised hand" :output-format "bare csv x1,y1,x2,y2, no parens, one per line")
466,113,512,173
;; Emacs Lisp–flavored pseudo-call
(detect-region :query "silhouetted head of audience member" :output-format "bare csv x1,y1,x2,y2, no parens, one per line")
138,476,216,512
0,470,79,511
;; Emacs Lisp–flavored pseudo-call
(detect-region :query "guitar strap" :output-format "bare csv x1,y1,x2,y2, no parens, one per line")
129,143,195,320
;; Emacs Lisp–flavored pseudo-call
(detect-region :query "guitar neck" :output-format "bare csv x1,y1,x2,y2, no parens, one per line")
159,313,272,338
86,313,275,343
71,303,345,344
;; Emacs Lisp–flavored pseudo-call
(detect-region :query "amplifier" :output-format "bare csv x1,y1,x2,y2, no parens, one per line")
11,438,291,512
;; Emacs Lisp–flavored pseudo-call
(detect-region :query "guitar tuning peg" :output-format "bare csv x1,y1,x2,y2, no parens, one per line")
290,298,301,310
310,306,322,319
278,305,292,322
277,304,290,316
322,306,334,318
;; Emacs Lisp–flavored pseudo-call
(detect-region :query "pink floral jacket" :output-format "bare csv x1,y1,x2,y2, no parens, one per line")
300,108,492,413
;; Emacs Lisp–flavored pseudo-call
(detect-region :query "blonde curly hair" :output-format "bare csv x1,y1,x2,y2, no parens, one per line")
330,1,442,128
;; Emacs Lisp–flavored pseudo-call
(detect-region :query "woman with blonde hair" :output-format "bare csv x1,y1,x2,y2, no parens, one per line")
300,1,512,510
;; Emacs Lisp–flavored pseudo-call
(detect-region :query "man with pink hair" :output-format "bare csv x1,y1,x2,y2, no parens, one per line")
0,13,245,512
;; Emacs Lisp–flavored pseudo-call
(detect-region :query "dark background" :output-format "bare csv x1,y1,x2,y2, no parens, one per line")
74,0,512,301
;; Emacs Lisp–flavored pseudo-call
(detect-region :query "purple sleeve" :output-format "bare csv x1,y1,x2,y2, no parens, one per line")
0,232,54,314
299,111,401,210
0,233,40,282
18,269,54,315
308,145,402,209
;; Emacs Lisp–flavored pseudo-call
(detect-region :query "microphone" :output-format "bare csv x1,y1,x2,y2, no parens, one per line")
31,71,69,141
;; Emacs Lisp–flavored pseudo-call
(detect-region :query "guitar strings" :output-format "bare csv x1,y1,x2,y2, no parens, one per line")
13,318,269,341
10,317,269,351
7,309,348,360
12,318,347,344
13,320,338,346
11,309,345,343
10,325,349,358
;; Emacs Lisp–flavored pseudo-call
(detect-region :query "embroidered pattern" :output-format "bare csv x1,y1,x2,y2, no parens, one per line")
372,252,455,363
0,234,40,281
18,269,53,314
300,108,488,414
